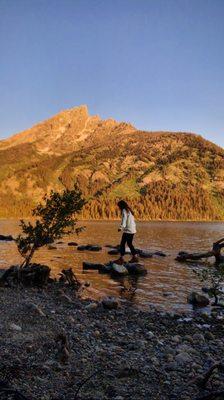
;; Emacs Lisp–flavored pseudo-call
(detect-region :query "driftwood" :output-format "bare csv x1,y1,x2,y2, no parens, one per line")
55,333,70,363
176,238,224,264
196,362,224,389
59,268,81,290
0,264,50,287
176,251,214,262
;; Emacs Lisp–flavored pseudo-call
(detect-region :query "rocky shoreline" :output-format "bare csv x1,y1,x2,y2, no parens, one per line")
0,282,224,400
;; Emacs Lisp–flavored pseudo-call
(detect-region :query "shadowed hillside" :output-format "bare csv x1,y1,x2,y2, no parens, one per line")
0,105,224,220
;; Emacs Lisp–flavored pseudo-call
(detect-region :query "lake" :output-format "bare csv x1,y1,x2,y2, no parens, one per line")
0,219,223,312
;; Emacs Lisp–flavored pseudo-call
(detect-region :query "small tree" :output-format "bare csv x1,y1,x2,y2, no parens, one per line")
16,186,85,268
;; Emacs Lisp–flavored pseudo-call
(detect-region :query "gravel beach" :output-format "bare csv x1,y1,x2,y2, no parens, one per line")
0,283,224,400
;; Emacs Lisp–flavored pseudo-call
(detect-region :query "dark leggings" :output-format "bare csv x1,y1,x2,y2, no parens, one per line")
120,233,137,257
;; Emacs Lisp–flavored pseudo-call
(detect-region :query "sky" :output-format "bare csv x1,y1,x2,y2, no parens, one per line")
0,0,224,147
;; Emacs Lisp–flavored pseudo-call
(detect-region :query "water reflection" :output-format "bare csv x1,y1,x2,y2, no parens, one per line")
0,219,223,312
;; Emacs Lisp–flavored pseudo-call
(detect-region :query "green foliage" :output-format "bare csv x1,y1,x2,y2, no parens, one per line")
196,264,224,305
16,186,85,267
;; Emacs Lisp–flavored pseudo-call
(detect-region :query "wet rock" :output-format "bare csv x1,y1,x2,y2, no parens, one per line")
111,263,128,276
0,234,14,241
99,264,112,273
47,245,57,250
138,250,153,258
77,245,88,251
154,251,167,257
83,262,105,271
102,297,120,310
108,248,120,255
89,245,102,251
125,262,147,275
78,244,102,251
68,242,78,246
187,291,210,307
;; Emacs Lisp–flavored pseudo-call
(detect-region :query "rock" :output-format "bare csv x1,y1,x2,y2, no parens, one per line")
192,333,205,343
89,245,102,252
108,249,120,255
85,302,98,310
145,331,155,339
111,263,128,276
99,264,112,273
77,245,88,251
125,263,147,275
172,335,181,344
47,245,57,250
175,352,192,364
0,263,51,287
151,356,160,367
154,251,167,257
0,234,14,241
187,291,210,307
83,262,105,271
10,323,22,332
102,297,120,310
204,332,215,340
138,250,153,258
78,244,102,251
68,242,78,246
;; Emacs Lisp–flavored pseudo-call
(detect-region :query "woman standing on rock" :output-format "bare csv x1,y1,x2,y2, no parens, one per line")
114,200,139,265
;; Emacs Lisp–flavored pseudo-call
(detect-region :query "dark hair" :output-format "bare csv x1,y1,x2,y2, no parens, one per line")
117,200,134,216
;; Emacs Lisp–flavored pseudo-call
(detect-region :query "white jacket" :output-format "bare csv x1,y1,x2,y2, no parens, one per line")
119,209,136,234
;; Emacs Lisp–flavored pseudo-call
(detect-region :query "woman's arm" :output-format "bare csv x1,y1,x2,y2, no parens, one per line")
119,209,127,231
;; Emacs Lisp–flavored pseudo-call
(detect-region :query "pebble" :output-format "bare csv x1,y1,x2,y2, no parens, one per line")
10,323,22,331
175,352,192,364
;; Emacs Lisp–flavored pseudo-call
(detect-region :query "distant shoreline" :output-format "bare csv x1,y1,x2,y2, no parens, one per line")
0,217,224,223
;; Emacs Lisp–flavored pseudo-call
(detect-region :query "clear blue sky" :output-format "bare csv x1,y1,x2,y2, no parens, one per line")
0,0,224,147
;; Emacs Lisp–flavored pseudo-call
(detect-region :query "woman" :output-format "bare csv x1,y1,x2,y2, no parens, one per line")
114,200,139,265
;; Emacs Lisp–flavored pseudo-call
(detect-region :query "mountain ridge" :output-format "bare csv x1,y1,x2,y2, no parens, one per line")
0,105,223,220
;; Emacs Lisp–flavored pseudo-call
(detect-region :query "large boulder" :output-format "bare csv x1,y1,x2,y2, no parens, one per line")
125,263,147,275
188,291,210,307
111,263,128,276
0,263,51,287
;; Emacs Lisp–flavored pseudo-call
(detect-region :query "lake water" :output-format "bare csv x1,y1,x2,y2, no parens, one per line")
0,219,223,312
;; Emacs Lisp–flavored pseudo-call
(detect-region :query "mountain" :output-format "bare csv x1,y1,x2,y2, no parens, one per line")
0,105,224,220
